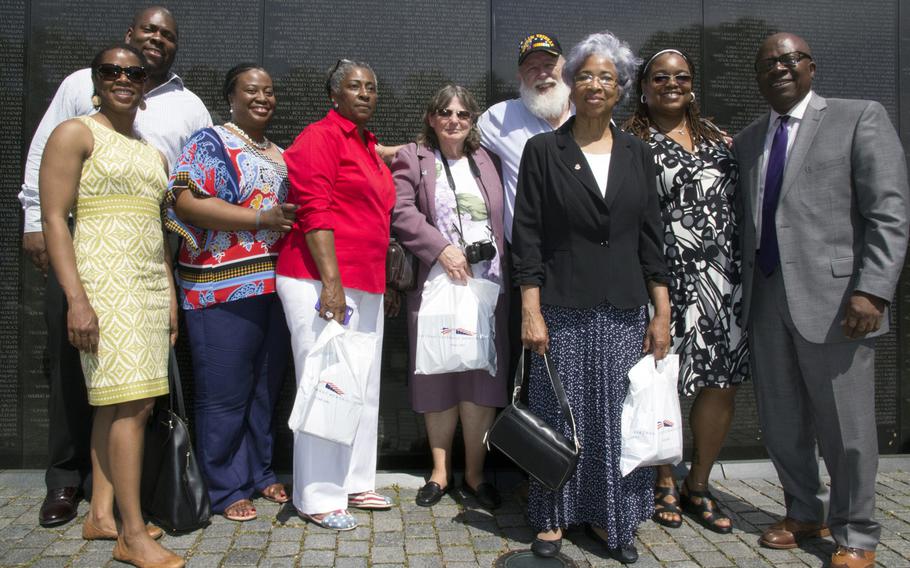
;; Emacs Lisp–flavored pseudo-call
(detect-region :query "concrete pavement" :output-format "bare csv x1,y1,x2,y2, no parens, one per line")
1,458,909,567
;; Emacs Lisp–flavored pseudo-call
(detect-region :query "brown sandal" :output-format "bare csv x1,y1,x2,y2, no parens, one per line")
259,482,289,504
223,499,257,522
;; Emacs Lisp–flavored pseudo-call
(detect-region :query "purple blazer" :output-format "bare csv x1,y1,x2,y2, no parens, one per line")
390,142,509,412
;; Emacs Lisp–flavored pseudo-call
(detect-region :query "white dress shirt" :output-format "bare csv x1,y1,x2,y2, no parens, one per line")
754,90,814,242
18,68,212,233
478,98,569,242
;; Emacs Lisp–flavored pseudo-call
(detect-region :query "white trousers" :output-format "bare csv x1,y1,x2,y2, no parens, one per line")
276,276,384,514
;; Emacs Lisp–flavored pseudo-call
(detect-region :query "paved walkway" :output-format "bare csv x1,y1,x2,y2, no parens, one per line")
1,461,909,567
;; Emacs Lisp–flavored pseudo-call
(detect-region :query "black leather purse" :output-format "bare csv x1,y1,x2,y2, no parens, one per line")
141,350,211,532
386,236,417,291
483,350,580,491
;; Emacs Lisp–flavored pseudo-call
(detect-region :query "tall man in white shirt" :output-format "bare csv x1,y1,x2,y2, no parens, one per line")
478,32,572,243
477,33,572,378
19,5,211,528
734,33,908,568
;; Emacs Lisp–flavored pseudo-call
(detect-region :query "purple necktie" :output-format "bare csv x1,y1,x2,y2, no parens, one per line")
757,115,790,276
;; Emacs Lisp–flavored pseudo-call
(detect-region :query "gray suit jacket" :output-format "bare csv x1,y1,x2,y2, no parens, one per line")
734,94,909,343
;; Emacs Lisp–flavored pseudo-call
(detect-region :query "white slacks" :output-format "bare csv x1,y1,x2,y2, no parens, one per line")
276,276,384,514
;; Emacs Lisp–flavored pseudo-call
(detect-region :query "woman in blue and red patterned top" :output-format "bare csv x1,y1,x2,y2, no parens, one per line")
165,64,297,523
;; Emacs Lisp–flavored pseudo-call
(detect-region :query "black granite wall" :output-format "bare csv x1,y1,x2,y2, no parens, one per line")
3,0,907,468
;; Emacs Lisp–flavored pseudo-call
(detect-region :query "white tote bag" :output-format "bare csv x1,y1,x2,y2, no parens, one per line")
287,320,378,446
619,354,683,476
414,271,500,376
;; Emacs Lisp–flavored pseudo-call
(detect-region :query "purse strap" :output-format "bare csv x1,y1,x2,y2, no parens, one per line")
512,349,580,450
167,348,188,421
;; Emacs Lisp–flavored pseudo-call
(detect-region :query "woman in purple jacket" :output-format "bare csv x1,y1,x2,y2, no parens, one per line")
390,84,509,510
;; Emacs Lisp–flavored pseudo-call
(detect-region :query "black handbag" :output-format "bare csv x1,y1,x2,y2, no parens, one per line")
483,350,580,491
141,350,212,532
386,236,417,291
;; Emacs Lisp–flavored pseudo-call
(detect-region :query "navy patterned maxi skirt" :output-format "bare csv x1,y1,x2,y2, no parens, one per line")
526,302,655,547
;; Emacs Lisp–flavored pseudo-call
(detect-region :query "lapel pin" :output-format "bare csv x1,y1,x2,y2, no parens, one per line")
574,163,581,170
421,170,427,176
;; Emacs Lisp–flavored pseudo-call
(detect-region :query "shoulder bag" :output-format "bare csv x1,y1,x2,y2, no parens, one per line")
141,350,212,532
483,349,580,491
386,236,417,291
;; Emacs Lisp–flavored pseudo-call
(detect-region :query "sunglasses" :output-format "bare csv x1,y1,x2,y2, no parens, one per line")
650,72,692,86
95,63,148,83
436,108,472,120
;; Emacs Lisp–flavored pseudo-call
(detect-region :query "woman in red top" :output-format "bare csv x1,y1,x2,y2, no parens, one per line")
276,59,396,531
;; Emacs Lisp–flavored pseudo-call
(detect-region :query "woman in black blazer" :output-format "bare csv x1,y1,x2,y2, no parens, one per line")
512,31,671,564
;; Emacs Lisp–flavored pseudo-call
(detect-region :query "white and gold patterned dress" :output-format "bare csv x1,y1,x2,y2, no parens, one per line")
73,116,170,406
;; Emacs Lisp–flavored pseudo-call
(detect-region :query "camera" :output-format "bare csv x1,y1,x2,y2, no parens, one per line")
464,239,496,264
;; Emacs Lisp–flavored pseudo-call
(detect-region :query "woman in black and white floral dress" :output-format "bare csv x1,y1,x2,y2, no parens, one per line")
625,48,748,535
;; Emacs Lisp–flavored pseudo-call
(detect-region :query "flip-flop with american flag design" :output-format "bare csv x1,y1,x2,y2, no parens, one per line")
347,490,393,510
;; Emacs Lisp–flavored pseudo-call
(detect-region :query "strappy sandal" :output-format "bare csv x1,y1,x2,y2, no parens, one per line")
301,509,358,531
223,499,257,522
652,483,683,528
680,484,732,534
259,482,290,504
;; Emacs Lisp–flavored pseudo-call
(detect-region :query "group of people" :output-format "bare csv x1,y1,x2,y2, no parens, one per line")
18,5,908,568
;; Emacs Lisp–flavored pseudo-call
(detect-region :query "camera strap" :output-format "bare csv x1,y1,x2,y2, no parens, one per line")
439,152,492,247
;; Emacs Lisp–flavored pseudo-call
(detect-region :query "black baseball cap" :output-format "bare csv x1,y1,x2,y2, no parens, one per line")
518,33,562,65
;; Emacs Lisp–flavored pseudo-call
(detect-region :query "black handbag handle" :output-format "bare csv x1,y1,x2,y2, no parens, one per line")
167,348,188,421
513,349,580,451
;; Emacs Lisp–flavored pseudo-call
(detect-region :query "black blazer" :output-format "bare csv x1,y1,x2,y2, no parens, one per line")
512,118,669,309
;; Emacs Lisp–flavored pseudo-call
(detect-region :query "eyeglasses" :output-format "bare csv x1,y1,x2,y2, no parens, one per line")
755,51,812,73
330,58,353,76
573,73,617,87
436,108,472,120
95,63,148,83
650,72,692,86
325,58,354,95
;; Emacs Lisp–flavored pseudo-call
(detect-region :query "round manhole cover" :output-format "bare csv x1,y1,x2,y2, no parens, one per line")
493,550,578,567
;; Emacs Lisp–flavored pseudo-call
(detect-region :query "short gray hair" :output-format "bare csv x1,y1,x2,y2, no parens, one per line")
325,59,377,99
562,31,640,101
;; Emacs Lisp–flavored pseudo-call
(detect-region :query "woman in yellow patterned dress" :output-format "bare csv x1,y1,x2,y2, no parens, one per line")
40,44,183,568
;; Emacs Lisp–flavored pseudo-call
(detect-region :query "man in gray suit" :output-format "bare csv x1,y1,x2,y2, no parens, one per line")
735,33,909,568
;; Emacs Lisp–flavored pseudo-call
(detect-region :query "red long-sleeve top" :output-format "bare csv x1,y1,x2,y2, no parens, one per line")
277,110,395,294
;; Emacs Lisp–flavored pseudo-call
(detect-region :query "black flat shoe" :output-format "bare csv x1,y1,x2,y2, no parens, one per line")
531,537,562,558
461,482,502,510
586,524,638,564
608,545,639,564
415,481,447,507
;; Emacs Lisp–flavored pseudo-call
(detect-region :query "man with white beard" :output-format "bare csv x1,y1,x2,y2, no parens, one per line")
478,33,572,243
477,33,571,382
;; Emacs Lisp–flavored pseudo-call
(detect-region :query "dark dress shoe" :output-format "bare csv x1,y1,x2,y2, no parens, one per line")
586,524,638,564
607,545,639,564
531,537,562,558
39,487,80,527
461,482,502,510
415,481,447,507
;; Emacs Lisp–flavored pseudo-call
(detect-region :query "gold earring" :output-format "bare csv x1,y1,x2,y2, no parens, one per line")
91,95,101,108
